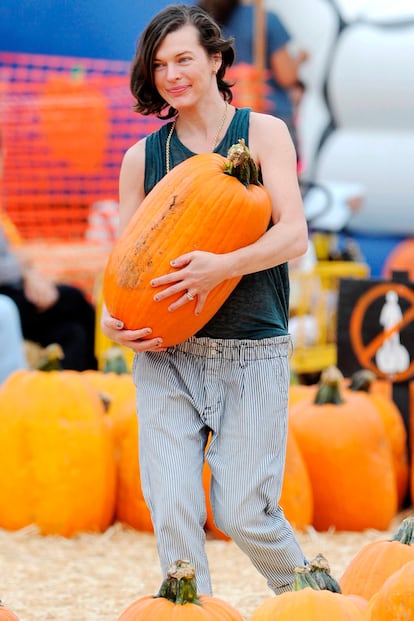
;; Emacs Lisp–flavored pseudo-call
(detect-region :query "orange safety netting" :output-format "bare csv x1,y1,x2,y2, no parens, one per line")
0,52,164,299
0,51,163,243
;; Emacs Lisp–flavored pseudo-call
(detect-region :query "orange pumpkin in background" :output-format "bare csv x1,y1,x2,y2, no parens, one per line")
382,237,414,282
103,140,272,347
346,370,409,508
110,398,154,533
279,428,313,531
289,366,397,531
38,71,110,173
0,369,116,536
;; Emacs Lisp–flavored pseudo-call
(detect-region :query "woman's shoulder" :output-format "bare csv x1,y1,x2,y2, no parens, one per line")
249,110,289,134
249,112,295,161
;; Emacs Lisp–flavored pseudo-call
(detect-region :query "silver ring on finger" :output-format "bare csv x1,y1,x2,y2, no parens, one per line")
186,291,195,301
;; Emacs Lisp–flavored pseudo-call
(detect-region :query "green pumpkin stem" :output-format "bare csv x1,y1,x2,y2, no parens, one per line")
293,566,321,591
36,343,64,372
314,366,345,405
309,554,342,593
155,560,201,605
225,139,260,187
102,346,129,374
391,517,414,545
348,369,377,392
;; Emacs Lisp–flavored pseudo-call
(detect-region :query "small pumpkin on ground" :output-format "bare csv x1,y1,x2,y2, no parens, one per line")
103,139,272,346
116,559,244,621
340,516,414,600
250,565,365,620
0,601,20,621
289,366,397,531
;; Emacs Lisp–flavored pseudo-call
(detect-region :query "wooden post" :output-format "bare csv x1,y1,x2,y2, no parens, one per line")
253,0,265,71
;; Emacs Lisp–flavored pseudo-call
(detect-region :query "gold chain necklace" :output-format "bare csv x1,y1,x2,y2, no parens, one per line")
165,101,228,174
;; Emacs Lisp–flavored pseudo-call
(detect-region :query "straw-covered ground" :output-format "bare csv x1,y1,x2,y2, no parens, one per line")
1,510,411,621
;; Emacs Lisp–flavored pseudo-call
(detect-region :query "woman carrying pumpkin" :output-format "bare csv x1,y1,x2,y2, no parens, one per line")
101,4,308,596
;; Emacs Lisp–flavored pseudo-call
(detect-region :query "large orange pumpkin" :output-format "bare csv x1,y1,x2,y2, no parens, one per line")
110,398,154,533
0,369,116,536
289,366,397,531
347,370,409,508
340,516,414,601
103,140,272,346
279,428,313,531
117,559,244,621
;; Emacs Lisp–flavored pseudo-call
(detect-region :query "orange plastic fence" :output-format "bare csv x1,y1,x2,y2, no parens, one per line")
0,52,163,242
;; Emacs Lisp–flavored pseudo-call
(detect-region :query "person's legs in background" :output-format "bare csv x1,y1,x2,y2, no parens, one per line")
0,294,27,383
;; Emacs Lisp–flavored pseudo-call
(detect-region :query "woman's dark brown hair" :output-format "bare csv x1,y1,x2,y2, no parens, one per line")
130,4,235,119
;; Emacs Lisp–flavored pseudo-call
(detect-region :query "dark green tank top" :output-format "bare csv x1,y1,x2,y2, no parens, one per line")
144,107,289,339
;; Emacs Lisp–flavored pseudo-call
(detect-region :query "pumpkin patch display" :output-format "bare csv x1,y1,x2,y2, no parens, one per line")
0,369,116,536
116,559,244,621
103,140,272,346
340,516,414,601
289,366,397,531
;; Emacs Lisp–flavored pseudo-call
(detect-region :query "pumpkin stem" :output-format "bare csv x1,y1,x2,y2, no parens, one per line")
36,343,65,372
155,560,201,605
102,346,129,374
314,366,345,405
225,139,260,187
348,369,377,392
391,516,414,545
293,566,321,591
309,554,342,593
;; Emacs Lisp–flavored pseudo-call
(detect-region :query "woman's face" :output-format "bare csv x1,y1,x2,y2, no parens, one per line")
153,24,220,110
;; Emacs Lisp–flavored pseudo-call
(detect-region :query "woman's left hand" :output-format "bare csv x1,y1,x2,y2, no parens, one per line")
151,250,230,315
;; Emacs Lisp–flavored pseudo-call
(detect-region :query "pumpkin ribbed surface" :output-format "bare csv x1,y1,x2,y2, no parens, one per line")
289,367,397,531
364,559,414,620
103,145,272,346
250,587,365,620
340,517,414,600
0,369,116,536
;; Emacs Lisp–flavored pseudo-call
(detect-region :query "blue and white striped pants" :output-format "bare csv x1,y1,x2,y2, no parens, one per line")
133,335,306,595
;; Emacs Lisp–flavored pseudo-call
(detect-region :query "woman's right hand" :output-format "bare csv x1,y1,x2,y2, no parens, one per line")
100,303,164,352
